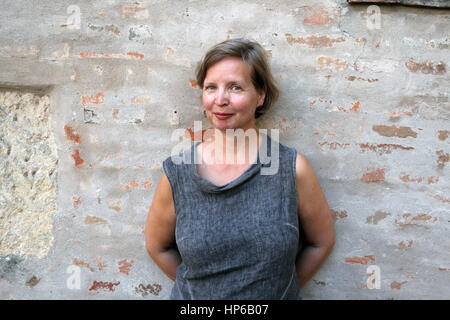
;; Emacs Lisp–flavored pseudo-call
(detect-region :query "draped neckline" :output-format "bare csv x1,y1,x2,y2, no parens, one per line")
190,132,272,193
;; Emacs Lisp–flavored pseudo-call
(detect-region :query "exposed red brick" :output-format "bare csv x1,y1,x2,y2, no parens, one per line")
345,255,375,264
400,175,439,184
25,276,40,288
314,127,338,137
64,125,81,144
436,150,449,168
390,281,407,290
135,283,162,297
78,52,113,59
336,101,360,113
71,149,84,167
317,56,348,72
81,92,104,106
400,174,423,183
78,52,144,60
309,97,332,109
350,101,360,112
118,259,134,275
359,143,414,154
361,168,385,183
285,33,345,48
406,59,446,75
398,240,413,248
303,7,340,26
84,216,107,225
127,52,144,60
438,130,449,141
0,275,12,284
89,280,120,292
142,181,153,189
130,96,151,104
93,257,108,271
429,193,449,204
309,98,358,113
73,258,95,272
372,125,418,138
331,209,348,220
427,176,439,184
395,213,437,227
275,117,297,133
190,79,197,87
389,105,414,119
72,196,82,208
318,141,350,150
120,5,149,19
120,179,139,190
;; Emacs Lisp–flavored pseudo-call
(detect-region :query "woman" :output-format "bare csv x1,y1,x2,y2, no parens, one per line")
144,39,335,300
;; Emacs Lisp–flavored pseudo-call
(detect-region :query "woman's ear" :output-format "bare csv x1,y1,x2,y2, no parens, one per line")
257,89,266,107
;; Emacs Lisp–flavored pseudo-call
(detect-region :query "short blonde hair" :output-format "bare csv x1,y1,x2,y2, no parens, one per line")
195,39,279,119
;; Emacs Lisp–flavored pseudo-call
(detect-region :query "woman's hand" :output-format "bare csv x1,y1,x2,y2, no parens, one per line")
294,152,335,288
144,172,181,281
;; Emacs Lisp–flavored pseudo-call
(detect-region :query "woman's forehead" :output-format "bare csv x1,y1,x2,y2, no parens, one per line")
205,57,252,82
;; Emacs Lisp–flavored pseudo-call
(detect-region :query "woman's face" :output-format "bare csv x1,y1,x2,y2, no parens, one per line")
202,57,265,132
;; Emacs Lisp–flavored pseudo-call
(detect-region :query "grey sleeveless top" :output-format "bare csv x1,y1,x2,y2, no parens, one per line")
162,133,302,300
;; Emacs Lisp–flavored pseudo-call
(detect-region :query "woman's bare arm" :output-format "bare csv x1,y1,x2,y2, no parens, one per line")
294,152,335,288
144,172,181,281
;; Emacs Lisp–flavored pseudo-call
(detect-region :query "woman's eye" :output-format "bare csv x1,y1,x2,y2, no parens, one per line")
204,85,215,90
231,86,241,91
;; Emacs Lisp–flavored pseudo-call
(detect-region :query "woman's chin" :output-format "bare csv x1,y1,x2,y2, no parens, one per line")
211,120,236,131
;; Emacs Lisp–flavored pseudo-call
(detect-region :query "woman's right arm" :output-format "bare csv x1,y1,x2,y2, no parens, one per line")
144,172,181,281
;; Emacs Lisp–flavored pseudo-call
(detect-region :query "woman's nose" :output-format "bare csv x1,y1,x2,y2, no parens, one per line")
215,88,229,106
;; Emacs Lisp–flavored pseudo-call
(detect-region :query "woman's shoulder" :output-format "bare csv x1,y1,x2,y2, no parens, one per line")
275,138,300,161
275,139,311,180
293,151,316,184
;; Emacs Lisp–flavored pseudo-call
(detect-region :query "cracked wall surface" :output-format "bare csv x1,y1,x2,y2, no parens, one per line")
0,90,57,259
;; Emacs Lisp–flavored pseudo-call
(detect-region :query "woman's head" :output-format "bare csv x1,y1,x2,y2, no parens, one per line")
195,39,279,129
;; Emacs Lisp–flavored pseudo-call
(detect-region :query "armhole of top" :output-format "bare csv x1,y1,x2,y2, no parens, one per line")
291,148,299,202
291,148,304,255
162,157,177,215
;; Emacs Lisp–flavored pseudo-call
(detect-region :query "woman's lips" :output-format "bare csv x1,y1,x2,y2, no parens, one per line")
214,113,233,120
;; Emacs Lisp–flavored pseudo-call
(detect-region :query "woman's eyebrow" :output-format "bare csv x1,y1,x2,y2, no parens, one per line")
203,80,244,86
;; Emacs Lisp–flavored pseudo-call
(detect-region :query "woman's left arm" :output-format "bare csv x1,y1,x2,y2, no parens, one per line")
294,152,335,289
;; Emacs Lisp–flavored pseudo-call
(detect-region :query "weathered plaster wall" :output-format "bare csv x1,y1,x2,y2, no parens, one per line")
0,91,58,259
0,0,448,299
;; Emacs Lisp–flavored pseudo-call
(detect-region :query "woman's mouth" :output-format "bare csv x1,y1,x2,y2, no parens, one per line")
214,113,234,120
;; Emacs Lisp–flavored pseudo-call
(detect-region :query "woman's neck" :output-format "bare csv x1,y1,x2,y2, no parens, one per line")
204,127,262,166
